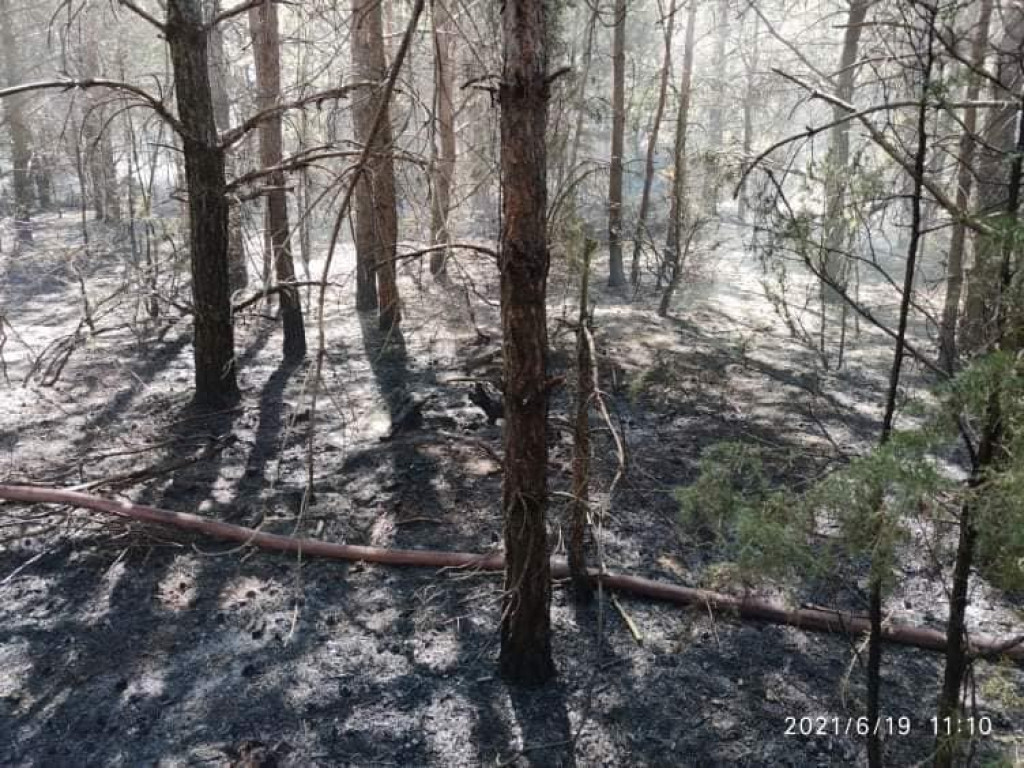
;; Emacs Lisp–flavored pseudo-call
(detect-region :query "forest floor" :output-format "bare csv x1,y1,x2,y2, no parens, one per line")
0,211,1022,767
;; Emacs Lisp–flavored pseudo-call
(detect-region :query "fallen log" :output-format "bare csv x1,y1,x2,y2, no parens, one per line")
1,484,1021,662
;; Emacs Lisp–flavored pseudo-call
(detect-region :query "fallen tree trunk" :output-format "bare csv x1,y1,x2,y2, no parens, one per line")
1,484,1021,662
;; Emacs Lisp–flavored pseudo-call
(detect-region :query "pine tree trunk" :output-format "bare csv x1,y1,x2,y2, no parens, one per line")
249,0,306,361
738,11,760,223
498,0,555,686
0,0,34,244
166,0,240,407
607,0,628,288
351,0,402,329
938,0,992,371
429,0,456,278
659,0,696,317
631,0,676,289
702,0,730,214
819,0,869,364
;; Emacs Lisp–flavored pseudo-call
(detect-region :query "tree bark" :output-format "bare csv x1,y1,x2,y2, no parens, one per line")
498,0,555,686
631,0,676,288
607,0,628,288
659,0,697,316
351,0,402,329
0,0,34,244
249,0,306,361
429,0,456,278
166,0,240,407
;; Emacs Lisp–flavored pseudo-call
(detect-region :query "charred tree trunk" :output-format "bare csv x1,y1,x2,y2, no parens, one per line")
166,0,240,407
659,0,696,316
249,0,306,361
630,0,676,289
351,0,402,329
607,0,628,289
498,0,555,686
429,0,456,278
0,0,34,244
939,0,992,371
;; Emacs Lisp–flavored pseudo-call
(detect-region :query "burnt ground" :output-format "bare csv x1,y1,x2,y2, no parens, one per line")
0,213,1022,767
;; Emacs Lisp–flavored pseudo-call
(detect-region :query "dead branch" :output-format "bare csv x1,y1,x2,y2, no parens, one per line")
1,484,1022,662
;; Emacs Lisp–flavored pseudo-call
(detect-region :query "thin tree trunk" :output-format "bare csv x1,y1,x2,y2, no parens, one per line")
0,0,34,244
631,0,676,289
738,11,760,223
869,13,935,766
607,0,628,288
570,239,597,603
498,0,555,686
561,5,599,198
702,0,730,213
351,0,402,329
166,0,240,407
659,0,697,317
429,0,456,278
249,0,306,361
820,0,869,364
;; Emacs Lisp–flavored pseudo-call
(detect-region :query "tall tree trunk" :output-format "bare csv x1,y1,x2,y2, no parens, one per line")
939,0,993,371
607,0,628,288
82,44,121,224
166,0,240,407
962,7,1024,354
561,5,599,199
429,0,456,278
702,0,730,213
208,0,249,294
351,0,402,329
936,25,1024,767
738,10,760,223
869,13,935,766
0,0,34,244
249,0,306,361
498,0,555,686
658,0,697,317
820,0,869,363
631,0,676,288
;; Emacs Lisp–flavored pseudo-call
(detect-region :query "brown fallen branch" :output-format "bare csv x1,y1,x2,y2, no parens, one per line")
0,484,1021,663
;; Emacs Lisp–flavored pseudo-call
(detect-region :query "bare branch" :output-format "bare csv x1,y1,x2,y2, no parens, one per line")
219,82,376,149
0,78,185,136
117,0,166,31
770,69,997,237
211,0,295,27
